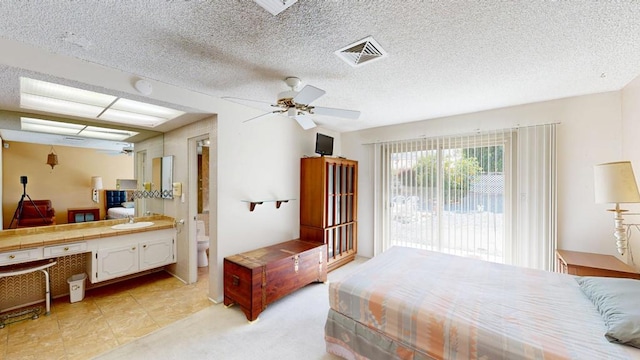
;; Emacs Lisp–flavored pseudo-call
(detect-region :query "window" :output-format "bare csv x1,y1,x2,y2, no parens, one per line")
376,124,556,270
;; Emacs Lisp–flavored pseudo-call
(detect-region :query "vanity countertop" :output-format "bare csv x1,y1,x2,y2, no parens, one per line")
0,216,176,253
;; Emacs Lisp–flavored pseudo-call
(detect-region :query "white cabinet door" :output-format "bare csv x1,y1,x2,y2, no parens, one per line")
96,244,139,282
139,236,175,271
90,229,176,283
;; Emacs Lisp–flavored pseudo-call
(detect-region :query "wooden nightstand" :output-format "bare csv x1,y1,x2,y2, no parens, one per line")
556,249,640,279
67,207,100,223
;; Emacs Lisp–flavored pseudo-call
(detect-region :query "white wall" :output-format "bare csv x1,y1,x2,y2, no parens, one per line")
622,74,640,264
162,118,214,283
213,114,340,300
342,92,625,265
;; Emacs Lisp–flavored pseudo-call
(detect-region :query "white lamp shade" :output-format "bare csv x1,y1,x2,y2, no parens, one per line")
594,161,640,204
91,176,103,190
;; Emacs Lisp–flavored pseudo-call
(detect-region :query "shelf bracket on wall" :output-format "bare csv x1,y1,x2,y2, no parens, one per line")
249,202,263,212
242,199,295,212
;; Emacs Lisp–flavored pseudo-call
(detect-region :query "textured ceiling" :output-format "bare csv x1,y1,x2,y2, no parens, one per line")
0,1,639,140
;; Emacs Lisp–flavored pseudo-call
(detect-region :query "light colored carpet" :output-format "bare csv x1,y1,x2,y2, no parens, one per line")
94,257,368,360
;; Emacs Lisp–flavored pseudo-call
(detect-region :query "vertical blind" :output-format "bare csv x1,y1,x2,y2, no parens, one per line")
375,124,557,270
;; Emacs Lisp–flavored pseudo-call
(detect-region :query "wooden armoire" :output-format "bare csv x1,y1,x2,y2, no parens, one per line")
300,156,357,271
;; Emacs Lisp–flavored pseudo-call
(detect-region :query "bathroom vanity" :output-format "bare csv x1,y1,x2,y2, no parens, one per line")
0,216,176,311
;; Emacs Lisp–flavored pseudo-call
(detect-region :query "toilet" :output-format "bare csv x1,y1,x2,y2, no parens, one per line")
196,220,209,267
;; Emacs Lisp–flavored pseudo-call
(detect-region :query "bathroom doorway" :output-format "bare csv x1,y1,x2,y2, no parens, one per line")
194,138,210,280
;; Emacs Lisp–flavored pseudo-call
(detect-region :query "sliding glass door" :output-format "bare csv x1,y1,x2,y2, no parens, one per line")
378,124,556,270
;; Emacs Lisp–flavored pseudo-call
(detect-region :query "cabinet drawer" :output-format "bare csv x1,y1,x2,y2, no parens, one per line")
44,242,87,257
0,248,43,266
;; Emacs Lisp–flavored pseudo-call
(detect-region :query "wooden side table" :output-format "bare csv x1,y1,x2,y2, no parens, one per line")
556,249,640,279
67,208,100,223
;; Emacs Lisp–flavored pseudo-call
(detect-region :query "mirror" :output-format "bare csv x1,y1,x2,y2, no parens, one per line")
149,155,173,198
198,139,210,213
0,110,167,229
152,157,162,193
134,134,165,216
162,155,174,199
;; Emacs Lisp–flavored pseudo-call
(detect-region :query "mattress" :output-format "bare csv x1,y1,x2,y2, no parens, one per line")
107,207,134,219
326,246,638,359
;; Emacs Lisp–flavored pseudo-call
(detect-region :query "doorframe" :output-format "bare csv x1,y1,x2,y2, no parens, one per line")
188,135,209,283
135,150,147,216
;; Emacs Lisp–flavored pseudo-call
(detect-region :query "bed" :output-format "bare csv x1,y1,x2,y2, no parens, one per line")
105,190,135,219
325,246,640,359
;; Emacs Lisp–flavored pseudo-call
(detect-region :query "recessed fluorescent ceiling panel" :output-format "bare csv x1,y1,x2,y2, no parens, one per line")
20,77,184,128
21,117,139,141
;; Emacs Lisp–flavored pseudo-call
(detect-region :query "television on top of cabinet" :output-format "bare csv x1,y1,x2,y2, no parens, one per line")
315,133,333,156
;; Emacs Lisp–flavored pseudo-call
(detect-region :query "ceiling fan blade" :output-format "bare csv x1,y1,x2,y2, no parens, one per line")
242,111,277,123
293,85,326,105
294,114,316,130
96,149,126,156
312,106,361,119
222,96,275,106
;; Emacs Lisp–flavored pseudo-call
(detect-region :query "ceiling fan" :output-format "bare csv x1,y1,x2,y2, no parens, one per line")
97,145,133,156
224,77,360,130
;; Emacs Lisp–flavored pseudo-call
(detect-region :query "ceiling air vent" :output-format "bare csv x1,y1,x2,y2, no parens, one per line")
254,0,298,15
335,36,387,68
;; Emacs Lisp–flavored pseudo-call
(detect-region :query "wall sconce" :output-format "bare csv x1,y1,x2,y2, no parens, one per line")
46,146,58,169
594,161,640,256
91,176,103,203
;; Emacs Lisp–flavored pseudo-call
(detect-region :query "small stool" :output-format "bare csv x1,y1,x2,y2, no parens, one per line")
0,258,57,328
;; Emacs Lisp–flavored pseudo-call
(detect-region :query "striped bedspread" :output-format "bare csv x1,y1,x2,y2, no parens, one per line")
327,246,635,359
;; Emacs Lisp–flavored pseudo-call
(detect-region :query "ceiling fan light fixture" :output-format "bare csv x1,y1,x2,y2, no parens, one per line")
277,91,297,103
284,77,301,90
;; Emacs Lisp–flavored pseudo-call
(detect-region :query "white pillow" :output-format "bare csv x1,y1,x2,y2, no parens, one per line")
121,201,135,208
577,276,640,348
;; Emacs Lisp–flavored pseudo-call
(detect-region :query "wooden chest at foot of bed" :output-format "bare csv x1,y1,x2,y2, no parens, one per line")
223,240,327,321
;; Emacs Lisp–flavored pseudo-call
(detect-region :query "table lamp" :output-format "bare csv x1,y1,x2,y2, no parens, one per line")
594,161,640,255
91,176,103,203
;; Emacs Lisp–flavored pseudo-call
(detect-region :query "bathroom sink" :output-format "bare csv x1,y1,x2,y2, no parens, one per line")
111,221,154,230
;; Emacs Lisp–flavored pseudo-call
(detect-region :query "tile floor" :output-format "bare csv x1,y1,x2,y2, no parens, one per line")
0,267,211,360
